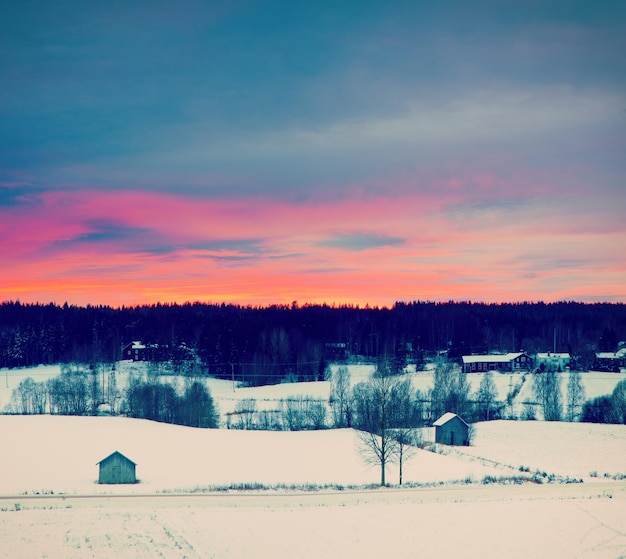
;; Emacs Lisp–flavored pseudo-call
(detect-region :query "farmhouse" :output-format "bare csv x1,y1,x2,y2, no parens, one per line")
97,451,137,484
433,412,469,446
462,352,533,373
122,341,148,361
535,352,571,372
594,349,626,372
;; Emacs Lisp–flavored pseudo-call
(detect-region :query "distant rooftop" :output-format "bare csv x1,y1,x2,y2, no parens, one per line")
462,352,524,364
536,352,570,359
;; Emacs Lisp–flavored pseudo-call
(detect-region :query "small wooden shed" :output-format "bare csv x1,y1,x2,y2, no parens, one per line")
97,451,137,484
433,412,469,446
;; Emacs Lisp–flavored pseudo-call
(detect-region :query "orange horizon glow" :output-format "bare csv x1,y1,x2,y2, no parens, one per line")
2,186,624,308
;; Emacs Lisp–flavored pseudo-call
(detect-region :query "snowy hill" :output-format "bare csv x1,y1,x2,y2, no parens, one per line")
0,415,504,495
2,363,626,423
1,415,624,496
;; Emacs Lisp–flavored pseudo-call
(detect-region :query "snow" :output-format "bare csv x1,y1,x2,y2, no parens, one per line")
2,488,625,559
0,415,625,558
432,411,462,426
0,365,62,410
440,420,626,481
3,364,625,421
1,364,626,558
1,422,625,559
0,415,505,495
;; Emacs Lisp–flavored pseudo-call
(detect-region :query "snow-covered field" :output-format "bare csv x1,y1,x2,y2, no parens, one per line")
434,420,626,481
0,415,625,558
2,485,625,559
3,363,625,422
1,364,626,558
0,415,507,495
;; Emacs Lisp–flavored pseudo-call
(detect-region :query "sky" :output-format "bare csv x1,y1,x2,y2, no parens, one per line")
1,0,625,308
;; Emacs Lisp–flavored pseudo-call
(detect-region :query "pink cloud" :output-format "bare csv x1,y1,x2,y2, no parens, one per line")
1,178,624,307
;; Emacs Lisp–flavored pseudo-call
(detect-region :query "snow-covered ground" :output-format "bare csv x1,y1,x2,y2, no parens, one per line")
0,415,507,495
0,415,625,558
1,363,626,558
3,363,625,423
2,485,625,559
0,364,62,411
435,420,626,481
3,415,624,497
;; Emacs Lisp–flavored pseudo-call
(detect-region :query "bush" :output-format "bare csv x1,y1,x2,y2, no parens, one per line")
125,379,218,427
582,395,615,423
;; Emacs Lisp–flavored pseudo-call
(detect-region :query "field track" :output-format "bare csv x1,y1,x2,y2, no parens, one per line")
3,482,625,559
3,480,624,510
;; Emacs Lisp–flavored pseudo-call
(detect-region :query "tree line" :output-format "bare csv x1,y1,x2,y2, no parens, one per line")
1,301,624,383
6,365,219,428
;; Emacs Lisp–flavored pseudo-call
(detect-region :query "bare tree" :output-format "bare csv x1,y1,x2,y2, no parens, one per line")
307,398,328,430
257,409,282,430
105,364,121,414
611,379,626,424
330,365,352,427
353,363,416,486
533,370,562,421
49,373,88,415
391,429,422,485
281,396,327,430
233,398,257,429
430,361,470,421
90,363,101,416
475,371,498,421
9,377,47,414
566,370,585,421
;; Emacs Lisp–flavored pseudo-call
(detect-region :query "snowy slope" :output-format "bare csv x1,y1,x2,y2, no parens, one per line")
4,363,625,422
0,415,504,495
454,420,626,481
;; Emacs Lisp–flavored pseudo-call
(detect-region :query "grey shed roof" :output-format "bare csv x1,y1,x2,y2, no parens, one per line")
96,450,137,466
433,412,468,427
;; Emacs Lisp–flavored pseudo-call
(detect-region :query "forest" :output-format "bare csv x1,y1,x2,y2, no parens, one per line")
1,300,624,385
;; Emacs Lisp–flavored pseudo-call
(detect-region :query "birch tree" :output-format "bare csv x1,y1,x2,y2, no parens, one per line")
476,371,498,421
330,365,352,428
534,370,562,421
566,370,585,421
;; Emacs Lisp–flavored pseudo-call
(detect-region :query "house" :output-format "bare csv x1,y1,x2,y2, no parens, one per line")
433,412,469,446
97,451,137,484
535,352,571,372
462,352,533,373
122,341,148,361
324,342,348,361
594,348,626,372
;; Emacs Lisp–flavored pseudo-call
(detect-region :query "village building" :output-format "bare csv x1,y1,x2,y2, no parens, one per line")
97,451,137,484
594,348,626,372
461,352,533,373
535,352,571,372
433,413,469,446
324,342,348,361
121,341,148,361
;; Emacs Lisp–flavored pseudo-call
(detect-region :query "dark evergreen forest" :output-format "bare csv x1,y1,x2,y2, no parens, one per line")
1,301,624,385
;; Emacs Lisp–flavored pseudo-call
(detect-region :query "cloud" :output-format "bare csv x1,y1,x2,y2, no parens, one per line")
188,239,267,254
318,233,406,252
72,221,150,243
56,84,618,204
0,184,43,207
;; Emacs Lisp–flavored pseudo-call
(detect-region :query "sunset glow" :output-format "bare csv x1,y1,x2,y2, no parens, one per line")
1,1,624,307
